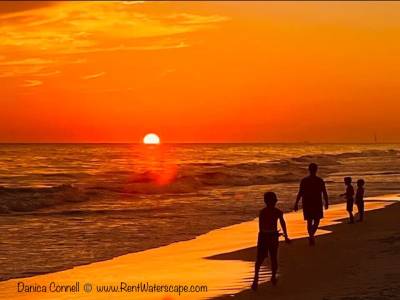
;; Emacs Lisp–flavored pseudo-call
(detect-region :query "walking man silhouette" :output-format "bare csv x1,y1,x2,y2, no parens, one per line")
294,163,329,246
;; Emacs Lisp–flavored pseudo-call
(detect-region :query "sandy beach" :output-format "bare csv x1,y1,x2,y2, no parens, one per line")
1,195,399,300
215,195,400,300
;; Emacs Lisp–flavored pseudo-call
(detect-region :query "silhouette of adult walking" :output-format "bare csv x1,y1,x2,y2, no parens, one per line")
294,163,329,245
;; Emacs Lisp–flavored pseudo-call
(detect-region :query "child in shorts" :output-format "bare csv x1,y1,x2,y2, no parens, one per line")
251,192,290,290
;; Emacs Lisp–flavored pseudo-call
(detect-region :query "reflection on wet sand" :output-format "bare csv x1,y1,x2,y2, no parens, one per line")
0,196,397,300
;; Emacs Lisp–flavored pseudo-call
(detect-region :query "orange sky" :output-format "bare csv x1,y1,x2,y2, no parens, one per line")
1,1,400,143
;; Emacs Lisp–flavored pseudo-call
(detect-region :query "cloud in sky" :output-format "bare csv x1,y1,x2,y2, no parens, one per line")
0,1,53,15
0,63,46,78
0,2,228,55
0,57,83,78
82,72,106,80
0,58,54,66
21,79,42,87
0,2,228,83
165,13,229,25
61,41,190,55
122,1,146,5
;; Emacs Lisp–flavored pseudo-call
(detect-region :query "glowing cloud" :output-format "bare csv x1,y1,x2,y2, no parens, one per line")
21,79,42,87
82,72,106,80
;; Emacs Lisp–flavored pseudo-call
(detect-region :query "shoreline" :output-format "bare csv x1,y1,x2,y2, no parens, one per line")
0,190,391,282
214,195,400,300
0,195,399,299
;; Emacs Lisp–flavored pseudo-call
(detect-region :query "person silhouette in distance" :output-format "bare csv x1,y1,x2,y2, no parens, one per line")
355,179,365,222
341,176,355,223
294,163,329,246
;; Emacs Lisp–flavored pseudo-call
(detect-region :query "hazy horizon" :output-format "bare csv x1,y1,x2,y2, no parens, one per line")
0,141,398,145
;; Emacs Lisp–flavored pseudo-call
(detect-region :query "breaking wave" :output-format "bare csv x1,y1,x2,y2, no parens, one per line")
0,184,89,213
1,149,398,213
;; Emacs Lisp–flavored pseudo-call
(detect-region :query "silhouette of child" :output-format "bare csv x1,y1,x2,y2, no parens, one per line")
341,177,355,223
355,179,365,222
251,192,290,290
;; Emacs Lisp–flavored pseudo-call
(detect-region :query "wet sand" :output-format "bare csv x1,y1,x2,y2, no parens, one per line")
214,196,400,300
0,196,399,300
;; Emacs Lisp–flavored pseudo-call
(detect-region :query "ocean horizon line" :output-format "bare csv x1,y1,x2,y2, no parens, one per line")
0,142,399,145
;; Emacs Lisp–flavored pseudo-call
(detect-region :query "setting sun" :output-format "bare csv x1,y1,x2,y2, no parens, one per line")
1,2,400,300
143,133,160,145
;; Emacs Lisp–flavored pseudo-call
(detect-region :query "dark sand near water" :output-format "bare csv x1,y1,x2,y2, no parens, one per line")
1,197,399,300
213,200,400,300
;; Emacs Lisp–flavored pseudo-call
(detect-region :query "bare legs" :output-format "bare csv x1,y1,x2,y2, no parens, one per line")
358,210,364,222
348,211,354,223
357,203,364,222
251,254,265,290
269,245,278,285
306,218,320,245
252,240,279,290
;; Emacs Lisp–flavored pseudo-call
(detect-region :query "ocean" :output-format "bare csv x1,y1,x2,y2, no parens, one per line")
0,143,399,281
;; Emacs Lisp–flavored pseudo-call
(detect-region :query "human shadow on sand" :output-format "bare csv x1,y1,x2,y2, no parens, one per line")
207,201,400,300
